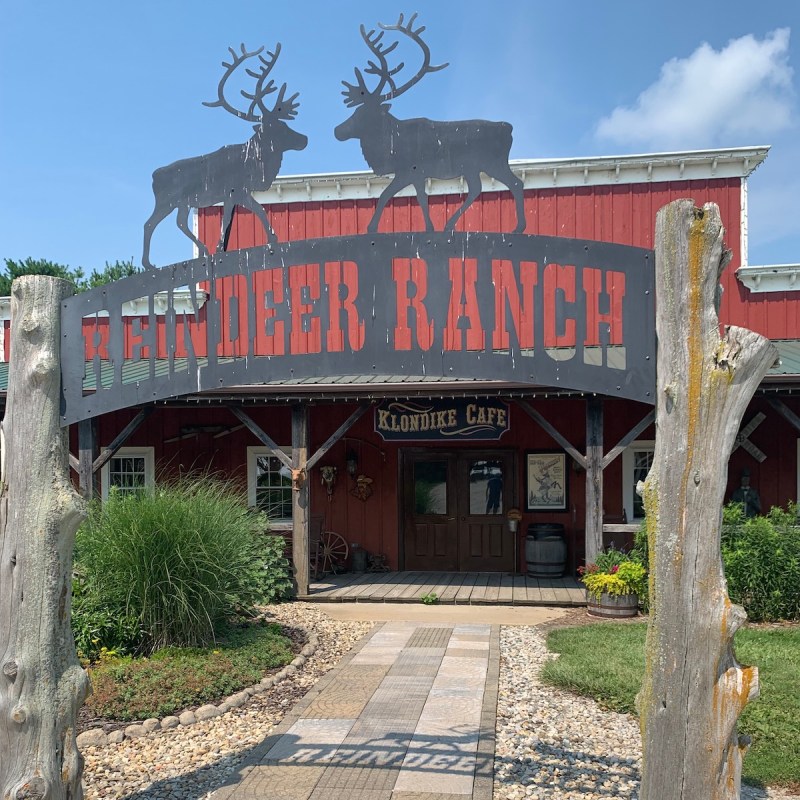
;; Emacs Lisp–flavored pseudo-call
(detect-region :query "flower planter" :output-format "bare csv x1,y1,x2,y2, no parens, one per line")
586,591,639,618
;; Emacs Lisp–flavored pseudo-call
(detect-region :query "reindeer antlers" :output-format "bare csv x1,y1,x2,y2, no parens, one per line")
204,42,299,122
341,13,448,107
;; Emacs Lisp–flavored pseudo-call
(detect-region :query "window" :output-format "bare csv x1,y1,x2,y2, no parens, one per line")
247,447,293,527
621,440,654,521
101,447,154,499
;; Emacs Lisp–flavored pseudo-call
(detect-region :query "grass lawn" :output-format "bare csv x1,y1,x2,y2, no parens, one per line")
541,622,799,790
86,619,293,721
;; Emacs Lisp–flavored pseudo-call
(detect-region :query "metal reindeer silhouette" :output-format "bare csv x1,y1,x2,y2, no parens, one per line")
335,13,526,234
142,44,307,268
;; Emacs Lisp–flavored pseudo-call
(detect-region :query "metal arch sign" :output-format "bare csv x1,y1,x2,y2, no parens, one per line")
59,13,656,426
59,232,655,426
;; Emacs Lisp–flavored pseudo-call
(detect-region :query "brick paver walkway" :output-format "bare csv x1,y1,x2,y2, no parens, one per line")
212,621,499,800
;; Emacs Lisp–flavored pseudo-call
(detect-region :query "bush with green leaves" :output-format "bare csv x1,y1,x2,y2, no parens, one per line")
630,504,799,621
721,503,800,621
74,475,293,655
71,571,142,663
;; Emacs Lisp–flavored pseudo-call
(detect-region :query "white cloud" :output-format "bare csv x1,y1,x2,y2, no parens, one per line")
596,28,794,149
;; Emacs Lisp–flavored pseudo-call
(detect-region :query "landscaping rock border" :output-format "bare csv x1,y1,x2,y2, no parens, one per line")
76,630,319,750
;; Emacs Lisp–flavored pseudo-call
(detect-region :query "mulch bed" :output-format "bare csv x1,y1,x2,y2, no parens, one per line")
77,623,306,735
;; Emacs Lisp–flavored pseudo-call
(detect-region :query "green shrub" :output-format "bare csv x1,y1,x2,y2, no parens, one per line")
721,504,800,622
71,572,141,663
630,505,799,622
86,620,293,720
74,475,294,654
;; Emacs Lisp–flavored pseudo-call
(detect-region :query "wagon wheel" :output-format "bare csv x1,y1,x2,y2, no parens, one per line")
318,531,349,575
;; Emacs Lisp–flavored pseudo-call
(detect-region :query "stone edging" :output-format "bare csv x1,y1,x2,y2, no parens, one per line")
76,630,320,749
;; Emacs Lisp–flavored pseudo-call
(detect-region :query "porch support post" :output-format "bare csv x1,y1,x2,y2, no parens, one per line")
585,396,603,563
77,418,96,500
292,404,310,597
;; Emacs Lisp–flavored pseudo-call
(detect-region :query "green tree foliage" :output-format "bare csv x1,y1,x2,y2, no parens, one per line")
0,257,140,296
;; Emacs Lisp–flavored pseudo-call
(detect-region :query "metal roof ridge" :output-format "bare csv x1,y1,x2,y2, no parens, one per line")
251,146,769,203
266,145,770,186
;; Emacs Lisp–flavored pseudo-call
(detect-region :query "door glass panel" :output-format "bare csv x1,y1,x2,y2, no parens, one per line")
468,459,504,515
414,461,447,514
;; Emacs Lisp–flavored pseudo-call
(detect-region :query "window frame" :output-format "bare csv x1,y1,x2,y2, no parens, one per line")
247,446,293,531
621,440,655,522
100,446,155,500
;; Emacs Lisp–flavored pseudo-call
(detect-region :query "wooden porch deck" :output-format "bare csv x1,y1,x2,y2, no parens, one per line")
299,571,586,606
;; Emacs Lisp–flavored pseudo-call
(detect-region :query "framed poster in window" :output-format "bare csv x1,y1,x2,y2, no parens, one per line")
526,451,567,511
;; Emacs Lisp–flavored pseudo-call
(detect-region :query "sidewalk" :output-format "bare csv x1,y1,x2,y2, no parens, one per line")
211,620,499,799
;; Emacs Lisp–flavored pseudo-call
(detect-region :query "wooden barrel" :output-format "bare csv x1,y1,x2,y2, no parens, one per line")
525,534,566,578
527,522,565,539
587,592,639,618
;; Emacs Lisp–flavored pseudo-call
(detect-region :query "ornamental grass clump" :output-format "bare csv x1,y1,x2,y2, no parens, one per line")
74,474,293,656
579,548,647,601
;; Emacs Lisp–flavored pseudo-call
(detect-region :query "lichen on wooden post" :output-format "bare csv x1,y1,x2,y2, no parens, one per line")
639,200,777,799
0,276,90,800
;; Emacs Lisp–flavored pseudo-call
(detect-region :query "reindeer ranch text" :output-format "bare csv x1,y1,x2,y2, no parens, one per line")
60,232,655,424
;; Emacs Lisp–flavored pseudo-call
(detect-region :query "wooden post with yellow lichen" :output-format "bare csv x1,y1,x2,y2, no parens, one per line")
0,277,89,800
639,200,777,799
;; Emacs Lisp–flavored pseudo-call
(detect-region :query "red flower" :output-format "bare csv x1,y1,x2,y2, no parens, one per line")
610,565,619,574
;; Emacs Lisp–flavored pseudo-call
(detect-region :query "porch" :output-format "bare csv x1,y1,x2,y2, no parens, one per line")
298,570,586,606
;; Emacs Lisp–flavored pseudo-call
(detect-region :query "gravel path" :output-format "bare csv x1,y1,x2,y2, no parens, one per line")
493,624,798,800
80,604,797,800
80,604,373,800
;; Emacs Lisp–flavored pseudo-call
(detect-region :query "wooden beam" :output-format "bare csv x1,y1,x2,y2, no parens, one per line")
78,419,95,500
516,400,587,469
92,407,154,473
69,453,79,473
227,407,293,470
601,410,655,469
306,403,372,472
292,405,310,597
585,397,603,564
768,397,800,434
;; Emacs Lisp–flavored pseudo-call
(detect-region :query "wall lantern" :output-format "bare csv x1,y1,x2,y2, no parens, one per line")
346,449,359,477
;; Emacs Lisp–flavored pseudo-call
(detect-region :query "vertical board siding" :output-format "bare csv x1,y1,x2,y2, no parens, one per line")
52,174,797,571
198,178,797,340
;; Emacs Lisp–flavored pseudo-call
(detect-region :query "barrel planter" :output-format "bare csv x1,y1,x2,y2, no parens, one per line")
526,524,567,578
586,592,639,618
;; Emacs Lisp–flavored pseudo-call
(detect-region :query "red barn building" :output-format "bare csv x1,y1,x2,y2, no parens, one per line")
3,145,798,600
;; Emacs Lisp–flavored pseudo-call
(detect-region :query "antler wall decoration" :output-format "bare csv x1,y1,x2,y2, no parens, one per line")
142,43,307,268
320,465,338,498
334,13,526,234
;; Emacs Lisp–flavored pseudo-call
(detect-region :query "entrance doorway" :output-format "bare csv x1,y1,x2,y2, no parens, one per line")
401,449,516,571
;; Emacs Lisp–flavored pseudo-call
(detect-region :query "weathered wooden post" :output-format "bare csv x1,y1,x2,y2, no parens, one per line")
0,276,89,800
639,200,777,799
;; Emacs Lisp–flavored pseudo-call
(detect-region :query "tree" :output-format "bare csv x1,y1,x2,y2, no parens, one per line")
0,258,140,296
639,200,777,799
0,276,89,800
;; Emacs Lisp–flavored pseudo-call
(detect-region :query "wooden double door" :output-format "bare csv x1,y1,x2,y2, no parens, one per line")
402,449,516,571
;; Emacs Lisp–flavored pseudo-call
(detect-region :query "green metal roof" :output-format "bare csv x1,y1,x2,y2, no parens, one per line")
0,339,798,398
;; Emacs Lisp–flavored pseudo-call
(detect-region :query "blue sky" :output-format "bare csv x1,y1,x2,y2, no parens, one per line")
1,1,798,271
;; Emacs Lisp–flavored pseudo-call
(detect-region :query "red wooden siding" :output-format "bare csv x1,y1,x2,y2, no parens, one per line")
78,392,797,574
195,178,800,343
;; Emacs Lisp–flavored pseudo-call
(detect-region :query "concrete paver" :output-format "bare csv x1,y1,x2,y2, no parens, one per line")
216,619,498,799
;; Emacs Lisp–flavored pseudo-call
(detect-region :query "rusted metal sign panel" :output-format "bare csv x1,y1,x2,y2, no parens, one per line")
60,231,654,426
